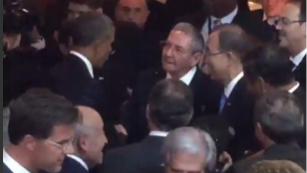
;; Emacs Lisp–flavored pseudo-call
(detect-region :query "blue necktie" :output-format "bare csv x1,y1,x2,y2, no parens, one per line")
219,94,227,114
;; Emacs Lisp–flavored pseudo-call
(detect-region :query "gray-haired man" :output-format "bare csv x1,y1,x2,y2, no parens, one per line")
162,127,217,173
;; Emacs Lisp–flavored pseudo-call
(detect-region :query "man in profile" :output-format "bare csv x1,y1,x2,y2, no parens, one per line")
58,106,108,173
230,91,306,173
3,89,79,173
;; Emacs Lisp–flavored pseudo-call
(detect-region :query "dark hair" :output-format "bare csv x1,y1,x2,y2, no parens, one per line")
8,89,79,145
148,79,194,131
243,44,294,88
70,12,113,47
69,0,103,10
212,24,257,58
299,0,306,21
58,20,74,45
254,91,304,144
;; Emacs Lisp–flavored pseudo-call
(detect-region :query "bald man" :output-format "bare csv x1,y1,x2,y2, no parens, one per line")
58,106,108,173
115,0,150,28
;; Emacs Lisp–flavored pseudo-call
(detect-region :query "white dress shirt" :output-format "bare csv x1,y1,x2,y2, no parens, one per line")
3,149,30,173
288,82,300,94
290,49,307,71
149,131,168,137
70,51,94,78
67,155,89,171
201,6,238,42
166,67,197,85
224,72,244,98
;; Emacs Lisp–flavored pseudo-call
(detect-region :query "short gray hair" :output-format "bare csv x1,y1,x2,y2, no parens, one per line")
70,12,114,47
172,23,205,54
162,127,217,171
73,123,95,146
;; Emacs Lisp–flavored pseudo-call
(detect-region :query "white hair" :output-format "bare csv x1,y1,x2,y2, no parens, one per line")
162,127,217,171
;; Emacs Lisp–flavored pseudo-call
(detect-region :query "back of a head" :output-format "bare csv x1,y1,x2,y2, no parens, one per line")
243,44,294,88
8,89,79,145
163,127,217,172
212,24,257,58
172,23,205,54
148,79,194,131
70,12,113,47
69,0,103,10
247,160,306,173
254,91,304,144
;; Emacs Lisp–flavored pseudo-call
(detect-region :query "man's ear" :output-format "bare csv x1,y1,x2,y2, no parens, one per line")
190,52,203,67
24,135,36,151
96,8,103,14
78,135,89,152
301,22,306,37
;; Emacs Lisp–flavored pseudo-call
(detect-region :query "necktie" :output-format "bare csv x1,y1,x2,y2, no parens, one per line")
219,94,227,114
212,19,222,30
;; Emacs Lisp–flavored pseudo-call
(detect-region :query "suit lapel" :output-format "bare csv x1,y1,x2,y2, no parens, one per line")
3,163,13,173
221,78,245,115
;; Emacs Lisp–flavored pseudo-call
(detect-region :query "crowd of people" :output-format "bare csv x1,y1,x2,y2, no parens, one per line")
3,0,306,172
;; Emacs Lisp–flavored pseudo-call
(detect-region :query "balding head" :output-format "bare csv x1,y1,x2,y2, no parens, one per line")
74,106,108,168
163,127,217,173
76,106,102,127
115,0,150,28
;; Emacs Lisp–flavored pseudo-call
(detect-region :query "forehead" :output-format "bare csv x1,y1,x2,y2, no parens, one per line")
280,3,300,19
167,30,193,48
118,0,147,8
49,125,75,140
169,153,205,171
69,3,92,11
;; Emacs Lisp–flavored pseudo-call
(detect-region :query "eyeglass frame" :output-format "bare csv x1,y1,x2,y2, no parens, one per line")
275,16,306,26
46,139,74,151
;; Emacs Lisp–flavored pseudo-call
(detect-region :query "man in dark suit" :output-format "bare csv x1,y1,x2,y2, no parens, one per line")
48,13,115,119
56,106,108,173
228,91,306,173
275,0,306,90
102,79,194,173
180,0,270,42
242,44,306,149
203,24,258,161
125,22,221,143
3,90,79,173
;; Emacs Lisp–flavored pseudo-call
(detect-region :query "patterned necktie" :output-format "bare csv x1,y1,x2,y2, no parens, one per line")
219,94,227,114
212,19,222,30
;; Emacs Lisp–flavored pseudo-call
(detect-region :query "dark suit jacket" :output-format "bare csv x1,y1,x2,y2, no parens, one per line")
220,77,258,161
180,9,271,42
229,142,307,173
3,163,13,173
102,136,165,173
292,86,306,149
294,56,306,91
48,54,107,119
125,67,222,143
59,157,88,173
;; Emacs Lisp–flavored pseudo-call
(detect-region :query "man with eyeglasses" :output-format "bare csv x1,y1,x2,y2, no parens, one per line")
125,22,221,143
202,24,258,161
3,89,79,173
275,0,306,90
55,106,108,173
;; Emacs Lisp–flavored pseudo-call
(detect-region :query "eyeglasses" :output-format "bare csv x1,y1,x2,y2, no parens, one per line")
46,139,73,151
204,50,227,57
160,41,191,55
276,17,306,26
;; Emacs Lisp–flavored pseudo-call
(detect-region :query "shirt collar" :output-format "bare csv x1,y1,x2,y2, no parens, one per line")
166,67,197,85
211,6,238,24
3,149,31,173
224,72,244,98
70,50,94,78
67,155,89,171
290,49,307,67
149,131,168,137
288,82,300,94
